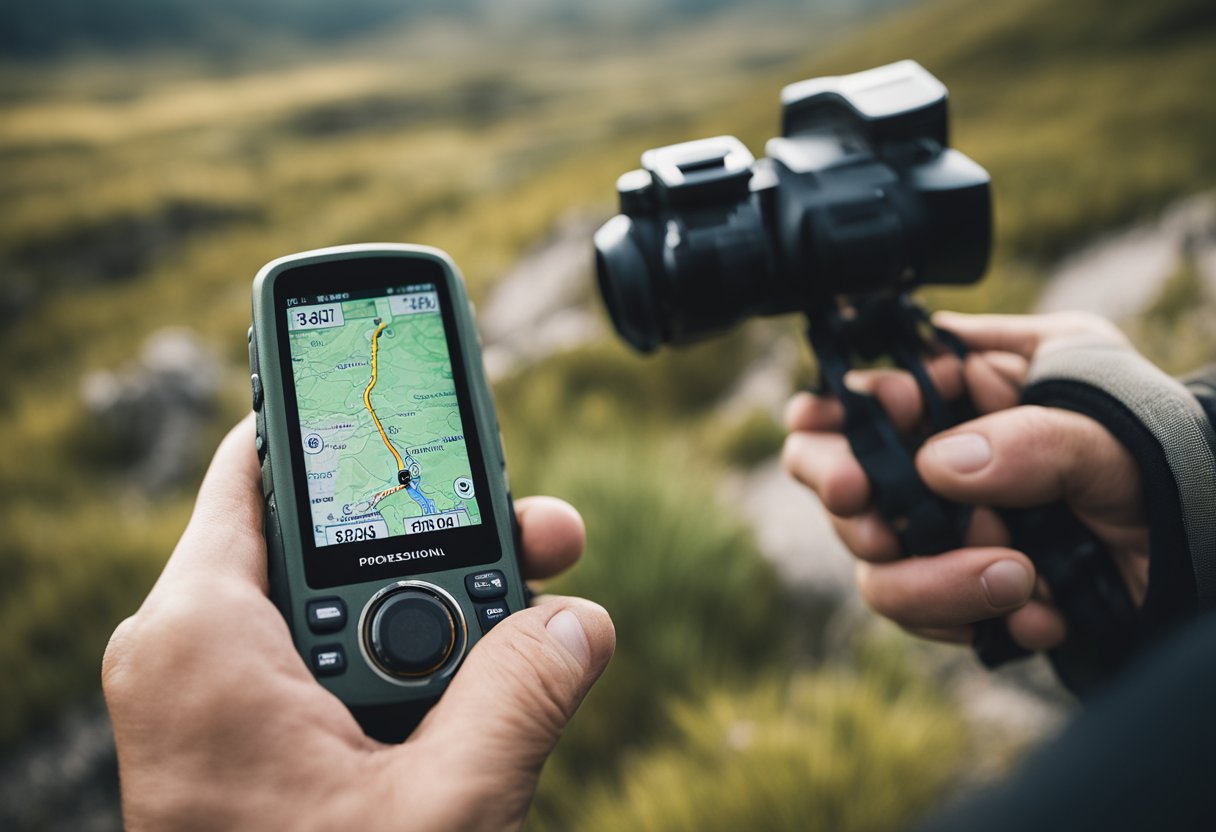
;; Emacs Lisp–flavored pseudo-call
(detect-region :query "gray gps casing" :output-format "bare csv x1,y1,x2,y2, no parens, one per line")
248,244,524,741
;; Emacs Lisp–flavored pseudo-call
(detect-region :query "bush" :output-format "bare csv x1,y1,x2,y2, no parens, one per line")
568,668,968,832
524,435,793,825
1129,252,1216,374
710,407,787,469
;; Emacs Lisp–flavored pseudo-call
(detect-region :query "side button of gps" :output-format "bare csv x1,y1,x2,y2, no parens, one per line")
251,373,264,412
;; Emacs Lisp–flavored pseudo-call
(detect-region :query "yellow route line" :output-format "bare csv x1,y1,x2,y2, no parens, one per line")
363,321,406,473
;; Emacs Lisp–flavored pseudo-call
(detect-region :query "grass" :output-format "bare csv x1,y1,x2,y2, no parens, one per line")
566,671,967,832
523,435,794,825
711,408,789,469
1128,250,1216,375
0,2,1213,829
0,8,826,749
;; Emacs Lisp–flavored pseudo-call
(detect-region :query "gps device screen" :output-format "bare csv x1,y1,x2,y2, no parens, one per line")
272,256,503,588
287,285,482,547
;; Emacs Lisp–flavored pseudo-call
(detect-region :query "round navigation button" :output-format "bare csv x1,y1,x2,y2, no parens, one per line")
367,590,458,678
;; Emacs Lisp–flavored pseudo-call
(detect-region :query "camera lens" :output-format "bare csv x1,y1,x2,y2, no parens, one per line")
593,214,663,353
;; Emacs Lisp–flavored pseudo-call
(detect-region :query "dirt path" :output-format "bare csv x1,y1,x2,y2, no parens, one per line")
478,214,605,381
1036,192,1216,319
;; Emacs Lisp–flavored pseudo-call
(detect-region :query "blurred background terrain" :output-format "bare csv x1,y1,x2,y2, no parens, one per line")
2,0,1215,829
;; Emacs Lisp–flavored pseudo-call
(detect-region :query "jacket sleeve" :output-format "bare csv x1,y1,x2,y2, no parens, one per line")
1021,340,1216,638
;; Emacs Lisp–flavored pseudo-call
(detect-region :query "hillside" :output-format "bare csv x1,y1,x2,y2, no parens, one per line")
0,0,893,58
2,0,1215,828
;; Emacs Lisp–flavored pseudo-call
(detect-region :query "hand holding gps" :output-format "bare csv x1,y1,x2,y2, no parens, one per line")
249,244,524,741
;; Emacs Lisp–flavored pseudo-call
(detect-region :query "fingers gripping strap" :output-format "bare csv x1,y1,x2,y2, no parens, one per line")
1024,337,1216,617
807,304,1028,668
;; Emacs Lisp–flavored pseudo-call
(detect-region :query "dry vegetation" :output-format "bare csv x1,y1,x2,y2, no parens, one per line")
2,0,1215,828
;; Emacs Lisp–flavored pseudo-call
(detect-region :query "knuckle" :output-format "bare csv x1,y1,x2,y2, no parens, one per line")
1013,405,1086,466
854,562,888,614
104,584,231,685
1045,311,1125,343
821,465,861,514
1008,405,1064,451
101,614,141,696
780,432,807,475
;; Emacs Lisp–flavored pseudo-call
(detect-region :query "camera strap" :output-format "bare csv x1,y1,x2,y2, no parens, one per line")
807,295,1139,697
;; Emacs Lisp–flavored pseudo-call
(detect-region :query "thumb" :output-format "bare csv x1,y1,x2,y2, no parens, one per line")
411,597,614,800
916,404,1142,519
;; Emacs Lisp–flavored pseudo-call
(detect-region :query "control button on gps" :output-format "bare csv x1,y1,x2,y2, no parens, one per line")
476,602,510,634
251,373,264,412
368,590,458,677
311,645,346,677
465,570,508,600
306,597,347,633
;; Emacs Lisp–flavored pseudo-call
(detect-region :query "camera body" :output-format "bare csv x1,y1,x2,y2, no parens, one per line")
594,60,991,351
249,244,525,741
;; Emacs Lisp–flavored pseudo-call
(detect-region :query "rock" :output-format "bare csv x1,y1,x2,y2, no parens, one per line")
0,695,121,832
479,214,605,380
81,326,221,492
719,458,859,600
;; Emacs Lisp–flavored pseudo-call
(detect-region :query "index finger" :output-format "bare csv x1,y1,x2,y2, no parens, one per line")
157,413,268,594
932,310,1127,359
514,496,586,580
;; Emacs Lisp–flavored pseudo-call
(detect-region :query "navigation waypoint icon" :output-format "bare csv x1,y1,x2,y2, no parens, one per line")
398,470,412,487
454,477,474,499
304,433,324,455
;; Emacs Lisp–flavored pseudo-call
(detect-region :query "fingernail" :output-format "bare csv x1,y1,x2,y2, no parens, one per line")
929,433,992,473
981,560,1033,608
547,609,590,670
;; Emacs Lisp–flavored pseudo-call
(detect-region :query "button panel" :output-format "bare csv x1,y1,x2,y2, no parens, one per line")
306,597,347,634
465,569,508,600
311,645,346,677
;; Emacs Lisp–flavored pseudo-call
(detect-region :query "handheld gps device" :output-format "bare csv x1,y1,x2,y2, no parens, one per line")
248,244,525,742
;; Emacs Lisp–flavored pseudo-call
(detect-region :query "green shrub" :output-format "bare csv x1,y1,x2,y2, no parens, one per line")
495,333,760,488
0,498,189,745
525,435,792,824
1129,253,1216,375
567,669,968,832
710,407,787,469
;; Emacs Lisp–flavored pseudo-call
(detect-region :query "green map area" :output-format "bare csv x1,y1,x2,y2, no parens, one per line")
289,291,481,547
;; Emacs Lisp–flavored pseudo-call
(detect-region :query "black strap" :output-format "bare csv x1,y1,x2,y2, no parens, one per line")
806,295,1139,695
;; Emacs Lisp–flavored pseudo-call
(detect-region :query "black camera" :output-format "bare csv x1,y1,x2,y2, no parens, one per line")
594,61,1140,696
595,60,991,351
